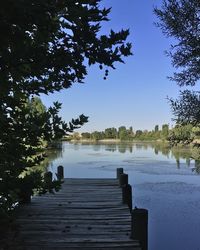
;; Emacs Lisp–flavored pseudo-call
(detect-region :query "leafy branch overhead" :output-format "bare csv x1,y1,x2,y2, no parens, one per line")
0,0,132,97
154,0,200,86
169,90,200,126
47,102,88,138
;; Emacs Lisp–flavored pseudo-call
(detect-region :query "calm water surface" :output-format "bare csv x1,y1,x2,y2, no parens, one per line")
48,142,200,250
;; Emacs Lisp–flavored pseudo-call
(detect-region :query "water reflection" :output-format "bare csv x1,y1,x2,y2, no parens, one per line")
105,144,117,152
23,144,63,180
43,147,63,169
194,160,200,174
68,141,200,174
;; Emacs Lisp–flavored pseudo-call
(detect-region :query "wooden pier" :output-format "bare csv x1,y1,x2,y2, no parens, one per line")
7,169,148,250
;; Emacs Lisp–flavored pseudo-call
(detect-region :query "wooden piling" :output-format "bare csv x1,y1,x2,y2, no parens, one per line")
19,192,31,204
119,173,128,187
116,167,123,179
122,184,132,211
131,207,148,250
44,171,52,185
57,165,64,180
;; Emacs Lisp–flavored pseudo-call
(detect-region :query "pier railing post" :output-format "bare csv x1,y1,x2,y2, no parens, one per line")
44,171,52,185
119,173,128,187
116,168,123,179
57,165,64,180
131,207,148,250
19,192,31,204
122,184,132,211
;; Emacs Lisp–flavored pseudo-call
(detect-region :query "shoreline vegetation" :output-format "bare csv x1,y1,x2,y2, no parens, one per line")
62,124,200,147
68,138,167,143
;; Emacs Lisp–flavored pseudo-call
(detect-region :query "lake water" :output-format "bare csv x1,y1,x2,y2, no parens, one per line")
48,141,200,250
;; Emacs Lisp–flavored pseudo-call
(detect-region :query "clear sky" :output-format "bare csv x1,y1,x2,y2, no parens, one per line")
41,0,183,133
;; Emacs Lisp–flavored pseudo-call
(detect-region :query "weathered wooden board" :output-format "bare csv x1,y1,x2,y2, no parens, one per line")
6,178,141,250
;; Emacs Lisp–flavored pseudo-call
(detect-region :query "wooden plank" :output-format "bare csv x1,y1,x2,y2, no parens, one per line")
8,178,141,250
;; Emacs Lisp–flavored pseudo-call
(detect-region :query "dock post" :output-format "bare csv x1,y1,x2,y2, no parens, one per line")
19,192,31,204
122,184,132,211
57,165,64,180
116,168,123,179
44,171,52,185
119,173,128,187
19,178,32,204
131,207,148,250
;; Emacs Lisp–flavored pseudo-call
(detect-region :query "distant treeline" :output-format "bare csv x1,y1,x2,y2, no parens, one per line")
70,124,170,141
70,124,200,144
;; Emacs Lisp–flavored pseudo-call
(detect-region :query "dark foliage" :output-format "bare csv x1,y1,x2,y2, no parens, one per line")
0,0,132,215
0,0,132,97
154,0,200,86
169,90,200,125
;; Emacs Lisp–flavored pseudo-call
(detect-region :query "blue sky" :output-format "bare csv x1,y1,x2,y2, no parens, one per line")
41,0,183,133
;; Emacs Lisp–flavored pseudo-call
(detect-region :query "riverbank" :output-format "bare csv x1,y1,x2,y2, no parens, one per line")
63,137,200,148
64,138,168,144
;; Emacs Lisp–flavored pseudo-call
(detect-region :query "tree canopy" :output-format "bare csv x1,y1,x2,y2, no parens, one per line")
80,125,170,141
155,0,200,145
154,0,200,86
0,0,132,216
0,0,132,97
169,90,200,125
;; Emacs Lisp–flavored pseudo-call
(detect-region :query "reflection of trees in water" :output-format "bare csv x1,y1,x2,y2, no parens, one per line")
157,144,200,173
100,141,200,173
153,143,170,157
118,144,126,153
126,142,200,173
176,159,180,169
190,147,200,174
43,147,63,169
186,158,191,167
135,143,144,150
60,141,200,174
143,144,148,150
194,160,200,174
93,144,101,151
171,146,195,169
190,147,200,161
116,142,200,173
153,143,200,173
73,143,80,151
117,143,133,153
24,144,63,178
105,144,117,152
